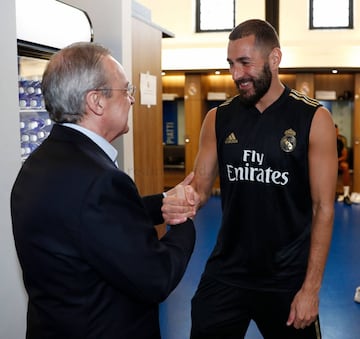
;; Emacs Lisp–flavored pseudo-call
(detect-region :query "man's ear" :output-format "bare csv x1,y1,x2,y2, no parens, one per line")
269,47,282,70
86,90,104,116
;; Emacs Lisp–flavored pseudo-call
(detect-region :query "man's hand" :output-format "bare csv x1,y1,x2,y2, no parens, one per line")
162,172,200,225
286,287,319,329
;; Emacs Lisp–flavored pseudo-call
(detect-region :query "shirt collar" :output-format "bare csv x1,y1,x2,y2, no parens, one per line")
62,123,118,163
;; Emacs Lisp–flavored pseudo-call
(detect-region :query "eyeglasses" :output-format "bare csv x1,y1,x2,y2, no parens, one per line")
95,83,136,97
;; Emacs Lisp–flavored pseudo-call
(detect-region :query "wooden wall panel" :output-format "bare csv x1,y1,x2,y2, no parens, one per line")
132,18,164,196
315,74,354,99
184,74,207,176
280,74,296,90
205,73,237,98
295,73,314,97
162,74,185,97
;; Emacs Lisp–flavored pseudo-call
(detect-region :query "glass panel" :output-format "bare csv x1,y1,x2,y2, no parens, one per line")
310,0,353,29
16,0,93,49
18,56,53,162
196,0,235,32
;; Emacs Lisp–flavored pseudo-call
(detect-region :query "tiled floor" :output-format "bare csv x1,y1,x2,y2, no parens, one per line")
159,197,360,339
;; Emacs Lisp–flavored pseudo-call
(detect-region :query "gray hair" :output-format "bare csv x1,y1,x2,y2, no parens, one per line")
41,42,112,123
229,19,280,57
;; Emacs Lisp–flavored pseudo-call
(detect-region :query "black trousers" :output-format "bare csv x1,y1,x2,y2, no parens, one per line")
190,275,321,339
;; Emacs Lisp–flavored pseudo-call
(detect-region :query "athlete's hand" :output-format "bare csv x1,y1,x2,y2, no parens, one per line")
162,172,200,225
286,287,319,329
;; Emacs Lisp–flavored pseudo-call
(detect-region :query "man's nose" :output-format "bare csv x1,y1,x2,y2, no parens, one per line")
231,65,245,80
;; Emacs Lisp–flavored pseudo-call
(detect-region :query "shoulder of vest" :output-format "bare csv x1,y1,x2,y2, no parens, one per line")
288,89,320,108
218,95,240,108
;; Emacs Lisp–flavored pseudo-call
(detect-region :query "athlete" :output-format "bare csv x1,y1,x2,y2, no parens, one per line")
162,19,338,338
335,124,352,205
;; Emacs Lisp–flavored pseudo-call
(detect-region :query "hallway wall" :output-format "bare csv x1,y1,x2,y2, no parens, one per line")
137,0,360,70
0,1,27,338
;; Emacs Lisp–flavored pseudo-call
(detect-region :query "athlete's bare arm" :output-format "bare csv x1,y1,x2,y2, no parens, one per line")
162,107,219,224
287,106,337,329
192,107,219,207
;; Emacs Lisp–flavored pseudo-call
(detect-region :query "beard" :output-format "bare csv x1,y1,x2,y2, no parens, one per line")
235,62,272,107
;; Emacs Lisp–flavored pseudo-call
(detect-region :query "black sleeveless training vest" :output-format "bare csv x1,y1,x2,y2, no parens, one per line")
204,87,321,291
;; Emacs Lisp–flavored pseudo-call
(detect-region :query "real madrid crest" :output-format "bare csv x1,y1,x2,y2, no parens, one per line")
280,129,297,153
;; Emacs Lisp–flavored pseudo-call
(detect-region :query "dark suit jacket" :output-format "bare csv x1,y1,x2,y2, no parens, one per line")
11,124,195,339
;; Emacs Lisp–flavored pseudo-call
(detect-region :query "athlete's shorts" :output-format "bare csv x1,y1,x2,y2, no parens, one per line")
190,275,321,339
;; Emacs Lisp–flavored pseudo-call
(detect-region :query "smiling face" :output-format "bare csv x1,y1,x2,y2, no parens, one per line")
227,35,273,107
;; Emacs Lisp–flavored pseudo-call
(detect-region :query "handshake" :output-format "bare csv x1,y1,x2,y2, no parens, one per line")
161,172,201,225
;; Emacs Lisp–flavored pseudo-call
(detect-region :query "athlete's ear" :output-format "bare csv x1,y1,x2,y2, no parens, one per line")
269,47,282,70
86,90,104,116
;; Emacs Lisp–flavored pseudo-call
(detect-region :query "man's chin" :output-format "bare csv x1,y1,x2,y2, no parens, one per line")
238,93,258,107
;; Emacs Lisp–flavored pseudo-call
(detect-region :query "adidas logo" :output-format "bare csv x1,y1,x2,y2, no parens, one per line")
225,132,238,144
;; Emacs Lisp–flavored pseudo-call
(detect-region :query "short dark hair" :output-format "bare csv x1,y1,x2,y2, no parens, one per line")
229,19,280,55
